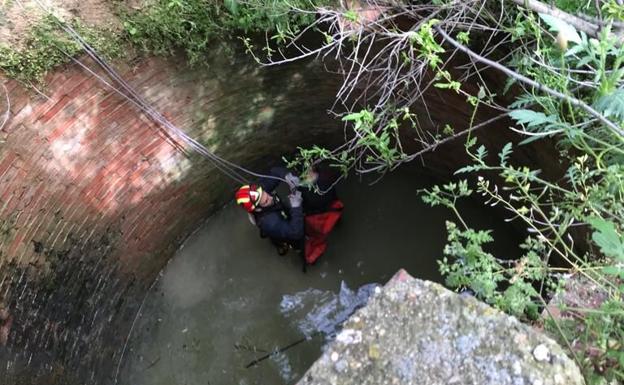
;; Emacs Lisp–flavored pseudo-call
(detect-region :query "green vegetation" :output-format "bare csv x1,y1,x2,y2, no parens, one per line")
0,15,121,84
0,1,333,83
276,2,624,383
122,0,333,64
0,1,622,382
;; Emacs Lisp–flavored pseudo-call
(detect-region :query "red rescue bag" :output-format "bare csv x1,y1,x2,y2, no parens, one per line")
304,200,344,264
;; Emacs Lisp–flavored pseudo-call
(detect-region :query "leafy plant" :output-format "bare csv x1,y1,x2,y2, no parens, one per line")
0,15,122,84
122,0,332,64
272,3,624,381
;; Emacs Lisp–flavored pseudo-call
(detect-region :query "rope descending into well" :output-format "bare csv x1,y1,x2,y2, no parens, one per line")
33,0,287,185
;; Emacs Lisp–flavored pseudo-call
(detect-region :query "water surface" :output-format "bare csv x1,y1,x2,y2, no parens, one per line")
119,167,520,385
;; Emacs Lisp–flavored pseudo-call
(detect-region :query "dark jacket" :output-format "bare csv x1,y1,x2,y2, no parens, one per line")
254,167,304,243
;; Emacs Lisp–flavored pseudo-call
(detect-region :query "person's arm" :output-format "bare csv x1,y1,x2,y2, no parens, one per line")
261,206,304,241
258,166,289,192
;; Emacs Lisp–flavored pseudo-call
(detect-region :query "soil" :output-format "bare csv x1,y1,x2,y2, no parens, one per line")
0,0,124,49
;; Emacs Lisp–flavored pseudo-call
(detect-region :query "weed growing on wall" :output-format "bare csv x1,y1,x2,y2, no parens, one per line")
0,15,122,84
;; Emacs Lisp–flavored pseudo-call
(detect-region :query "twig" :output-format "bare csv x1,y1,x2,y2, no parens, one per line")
245,332,320,368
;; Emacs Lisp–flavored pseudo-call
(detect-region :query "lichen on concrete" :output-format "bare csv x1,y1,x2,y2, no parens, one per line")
298,269,584,385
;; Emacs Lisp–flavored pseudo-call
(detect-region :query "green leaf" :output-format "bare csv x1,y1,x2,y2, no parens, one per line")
509,109,558,128
503,76,517,95
344,10,358,22
477,86,486,100
538,13,581,44
576,54,594,68
594,89,624,120
457,31,470,44
519,135,548,145
499,142,513,166
454,165,480,174
564,43,585,57
476,145,488,160
587,217,624,261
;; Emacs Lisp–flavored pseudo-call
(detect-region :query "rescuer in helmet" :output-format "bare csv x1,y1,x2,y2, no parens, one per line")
235,167,304,255
235,165,343,267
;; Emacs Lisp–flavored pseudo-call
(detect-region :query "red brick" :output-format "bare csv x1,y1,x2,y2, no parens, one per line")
16,212,41,250
0,152,17,177
65,74,95,99
45,71,68,91
2,79,19,94
46,115,79,142
97,91,127,112
39,96,72,124
65,204,88,225
6,86,32,117
139,138,165,158
20,135,49,162
0,167,20,195
7,231,25,256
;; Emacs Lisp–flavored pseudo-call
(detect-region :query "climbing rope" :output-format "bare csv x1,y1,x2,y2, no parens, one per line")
31,0,287,185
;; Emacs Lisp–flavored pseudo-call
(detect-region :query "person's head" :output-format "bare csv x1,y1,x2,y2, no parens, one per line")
235,185,273,212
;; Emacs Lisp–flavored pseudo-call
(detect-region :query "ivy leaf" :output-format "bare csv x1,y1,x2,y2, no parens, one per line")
509,109,558,128
594,89,624,120
587,217,624,261
539,13,581,44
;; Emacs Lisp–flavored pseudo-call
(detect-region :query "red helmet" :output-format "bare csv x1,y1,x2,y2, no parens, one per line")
235,184,263,213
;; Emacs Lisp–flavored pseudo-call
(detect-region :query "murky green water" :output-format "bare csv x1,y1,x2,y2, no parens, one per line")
119,167,520,385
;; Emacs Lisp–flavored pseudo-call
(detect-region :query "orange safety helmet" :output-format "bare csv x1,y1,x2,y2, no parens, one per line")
235,184,263,213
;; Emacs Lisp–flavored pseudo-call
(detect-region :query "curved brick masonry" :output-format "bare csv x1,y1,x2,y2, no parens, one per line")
0,49,343,383
0,48,563,383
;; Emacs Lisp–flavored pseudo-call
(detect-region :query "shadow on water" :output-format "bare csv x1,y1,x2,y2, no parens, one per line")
119,164,522,385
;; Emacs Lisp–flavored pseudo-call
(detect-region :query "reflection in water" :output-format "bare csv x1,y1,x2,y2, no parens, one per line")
119,167,520,385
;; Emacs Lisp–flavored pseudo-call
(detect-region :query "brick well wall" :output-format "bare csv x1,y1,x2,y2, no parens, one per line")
0,44,561,384
0,49,341,384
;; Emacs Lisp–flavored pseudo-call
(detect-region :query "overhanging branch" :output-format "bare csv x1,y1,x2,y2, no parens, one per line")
434,26,624,138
